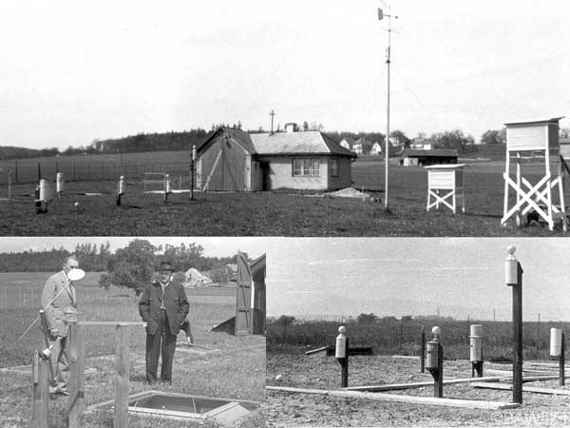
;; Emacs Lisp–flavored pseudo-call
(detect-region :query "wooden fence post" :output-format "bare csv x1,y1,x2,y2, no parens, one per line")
114,324,129,428
31,351,49,428
67,322,85,428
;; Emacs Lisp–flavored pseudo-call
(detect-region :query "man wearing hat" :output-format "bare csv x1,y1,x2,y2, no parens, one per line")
139,260,189,384
41,255,85,395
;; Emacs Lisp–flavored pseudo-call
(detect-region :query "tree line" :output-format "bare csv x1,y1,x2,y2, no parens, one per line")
4,125,569,161
0,239,235,274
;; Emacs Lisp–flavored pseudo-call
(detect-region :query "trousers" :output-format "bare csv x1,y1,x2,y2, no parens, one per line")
145,309,177,383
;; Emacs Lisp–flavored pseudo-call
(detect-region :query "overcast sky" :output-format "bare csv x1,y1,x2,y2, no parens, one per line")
266,238,570,322
1,0,568,150
0,237,267,259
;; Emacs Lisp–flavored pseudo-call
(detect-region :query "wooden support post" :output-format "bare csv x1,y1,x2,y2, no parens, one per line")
340,337,349,388
560,332,565,387
435,342,443,398
31,351,49,428
67,322,85,428
420,327,425,373
190,145,196,201
512,262,523,404
114,324,129,428
7,168,12,200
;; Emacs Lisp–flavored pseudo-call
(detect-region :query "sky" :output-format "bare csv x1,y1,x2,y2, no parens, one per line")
0,237,267,259
266,238,570,322
0,0,568,150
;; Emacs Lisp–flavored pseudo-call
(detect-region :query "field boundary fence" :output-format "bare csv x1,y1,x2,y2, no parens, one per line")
0,152,194,186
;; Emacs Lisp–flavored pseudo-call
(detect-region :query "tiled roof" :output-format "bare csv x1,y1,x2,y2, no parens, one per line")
250,131,355,157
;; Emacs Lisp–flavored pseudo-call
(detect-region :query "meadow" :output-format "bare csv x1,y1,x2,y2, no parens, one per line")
0,151,564,236
267,317,570,361
0,272,265,427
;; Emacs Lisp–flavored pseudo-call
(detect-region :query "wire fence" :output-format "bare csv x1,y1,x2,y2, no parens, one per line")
0,151,194,185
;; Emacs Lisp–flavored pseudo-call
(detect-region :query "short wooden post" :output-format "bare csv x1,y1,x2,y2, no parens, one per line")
560,332,565,387
31,351,49,428
420,327,425,373
436,342,443,398
67,322,85,428
114,324,129,428
340,337,349,388
7,168,12,200
190,145,196,201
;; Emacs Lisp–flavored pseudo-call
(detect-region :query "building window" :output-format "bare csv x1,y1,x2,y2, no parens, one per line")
330,159,339,177
292,159,320,177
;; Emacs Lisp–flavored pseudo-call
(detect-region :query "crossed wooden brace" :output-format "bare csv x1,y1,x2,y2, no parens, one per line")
502,173,556,226
427,189,457,212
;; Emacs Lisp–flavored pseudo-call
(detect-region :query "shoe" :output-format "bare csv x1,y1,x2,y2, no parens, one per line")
49,386,69,396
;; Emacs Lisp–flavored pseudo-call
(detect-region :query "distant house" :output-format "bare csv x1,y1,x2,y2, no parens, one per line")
400,149,458,167
196,126,356,191
370,142,382,155
352,142,363,155
340,136,355,151
353,137,373,155
411,142,433,150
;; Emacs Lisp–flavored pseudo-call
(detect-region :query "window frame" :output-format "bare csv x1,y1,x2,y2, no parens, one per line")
292,158,320,177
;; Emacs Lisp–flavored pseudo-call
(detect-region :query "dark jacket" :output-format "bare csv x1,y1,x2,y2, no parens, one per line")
138,273,189,335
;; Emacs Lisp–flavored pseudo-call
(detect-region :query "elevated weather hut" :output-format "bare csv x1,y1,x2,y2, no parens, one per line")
501,117,568,231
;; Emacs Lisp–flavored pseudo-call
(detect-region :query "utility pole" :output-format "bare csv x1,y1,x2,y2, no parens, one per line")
270,110,275,134
378,6,398,211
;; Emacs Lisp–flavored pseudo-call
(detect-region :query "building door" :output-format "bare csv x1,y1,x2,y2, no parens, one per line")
260,161,270,190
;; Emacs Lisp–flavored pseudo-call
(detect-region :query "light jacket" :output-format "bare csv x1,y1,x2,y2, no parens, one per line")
41,271,77,337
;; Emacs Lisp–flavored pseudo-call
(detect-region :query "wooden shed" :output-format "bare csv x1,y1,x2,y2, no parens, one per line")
211,252,266,336
196,127,355,191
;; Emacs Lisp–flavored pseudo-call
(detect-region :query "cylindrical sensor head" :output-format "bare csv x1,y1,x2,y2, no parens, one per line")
165,174,171,193
335,326,347,359
38,179,48,201
550,328,563,358
505,246,518,285
470,324,483,362
118,176,125,195
426,341,439,369
470,337,483,362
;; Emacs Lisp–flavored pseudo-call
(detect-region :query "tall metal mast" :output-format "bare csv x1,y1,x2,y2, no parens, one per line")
378,6,397,210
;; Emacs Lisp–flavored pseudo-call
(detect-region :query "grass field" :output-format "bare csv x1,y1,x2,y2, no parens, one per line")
0,272,265,428
0,156,565,236
265,351,570,427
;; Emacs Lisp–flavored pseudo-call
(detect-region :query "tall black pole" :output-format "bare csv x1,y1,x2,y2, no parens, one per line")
561,332,565,387
512,262,523,404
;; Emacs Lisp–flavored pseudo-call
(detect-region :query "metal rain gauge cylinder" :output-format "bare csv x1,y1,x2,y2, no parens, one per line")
470,324,483,362
551,328,563,358
425,341,439,370
56,172,64,195
335,326,347,359
38,179,48,202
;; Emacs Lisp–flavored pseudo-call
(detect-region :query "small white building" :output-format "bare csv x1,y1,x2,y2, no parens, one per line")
340,137,354,151
370,142,382,155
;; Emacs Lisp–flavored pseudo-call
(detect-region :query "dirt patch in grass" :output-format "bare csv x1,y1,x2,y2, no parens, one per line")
265,350,570,427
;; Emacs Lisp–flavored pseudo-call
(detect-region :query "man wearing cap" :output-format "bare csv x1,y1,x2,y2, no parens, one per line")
139,260,189,384
40,255,84,395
